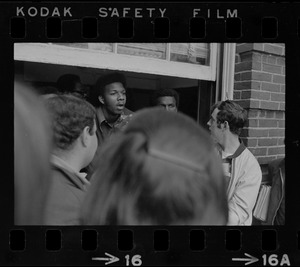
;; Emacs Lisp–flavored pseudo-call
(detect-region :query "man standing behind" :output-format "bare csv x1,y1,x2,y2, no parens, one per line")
56,74,89,99
263,157,285,225
87,72,133,176
152,88,179,112
207,100,262,225
43,95,98,225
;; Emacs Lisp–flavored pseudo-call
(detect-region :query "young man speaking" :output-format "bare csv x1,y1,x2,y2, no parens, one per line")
87,72,133,177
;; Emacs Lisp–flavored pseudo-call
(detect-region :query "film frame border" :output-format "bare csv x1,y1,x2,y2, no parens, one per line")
2,1,300,266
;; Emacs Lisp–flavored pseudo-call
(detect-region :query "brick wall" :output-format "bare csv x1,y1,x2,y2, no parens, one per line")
234,43,285,182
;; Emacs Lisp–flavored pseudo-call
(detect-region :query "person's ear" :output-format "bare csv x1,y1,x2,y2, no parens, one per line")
81,126,90,147
98,95,104,105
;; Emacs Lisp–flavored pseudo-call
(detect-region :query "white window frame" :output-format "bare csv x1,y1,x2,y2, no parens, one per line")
221,43,236,100
14,43,218,81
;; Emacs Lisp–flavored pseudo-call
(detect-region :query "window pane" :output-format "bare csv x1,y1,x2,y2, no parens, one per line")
87,43,113,52
54,43,210,66
56,43,90,49
117,43,166,59
170,43,210,65
56,43,114,52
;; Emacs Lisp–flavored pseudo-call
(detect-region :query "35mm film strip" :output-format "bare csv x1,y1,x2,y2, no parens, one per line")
1,1,300,266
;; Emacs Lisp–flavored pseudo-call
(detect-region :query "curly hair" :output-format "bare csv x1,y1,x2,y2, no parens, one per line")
88,72,127,107
45,94,96,150
80,108,228,225
212,100,247,135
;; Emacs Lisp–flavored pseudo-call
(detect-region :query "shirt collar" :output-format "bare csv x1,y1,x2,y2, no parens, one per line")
96,105,107,125
96,105,124,126
51,155,90,186
225,139,246,159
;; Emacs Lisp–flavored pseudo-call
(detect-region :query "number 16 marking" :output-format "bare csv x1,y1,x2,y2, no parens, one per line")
125,254,142,266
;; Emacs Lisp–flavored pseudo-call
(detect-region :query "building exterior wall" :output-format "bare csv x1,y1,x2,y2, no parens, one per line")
234,43,285,181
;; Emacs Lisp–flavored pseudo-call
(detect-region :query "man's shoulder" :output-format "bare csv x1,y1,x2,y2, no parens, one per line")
238,147,261,169
240,147,258,160
118,108,134,126
268,157,285,177
51,165,85,191
51,165,68,181
269,157,285,169
96,106,106,123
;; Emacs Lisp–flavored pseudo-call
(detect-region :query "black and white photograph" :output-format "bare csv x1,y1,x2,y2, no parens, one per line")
14,42,285,226
3,0,300,265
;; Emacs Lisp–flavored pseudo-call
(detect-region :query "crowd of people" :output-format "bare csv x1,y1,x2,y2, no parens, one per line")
14,72,284,226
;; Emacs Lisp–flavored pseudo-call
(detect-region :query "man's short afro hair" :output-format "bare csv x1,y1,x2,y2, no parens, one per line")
94,72,127,97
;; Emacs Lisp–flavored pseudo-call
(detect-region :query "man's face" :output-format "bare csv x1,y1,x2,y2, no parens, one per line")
99,82,126,115
72,82,88,99
207,108,223,146
156,96,177,112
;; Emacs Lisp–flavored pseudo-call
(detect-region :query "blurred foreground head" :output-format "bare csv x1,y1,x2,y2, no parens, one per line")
80,108,228,225
14,82,52,225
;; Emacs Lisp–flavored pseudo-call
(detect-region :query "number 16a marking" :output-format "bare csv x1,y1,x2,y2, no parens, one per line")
262,254,290,266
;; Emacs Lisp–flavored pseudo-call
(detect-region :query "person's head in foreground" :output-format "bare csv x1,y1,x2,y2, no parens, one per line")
80,108,228,225
44,94,98,171
152,88,179,112
14,82,52,225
